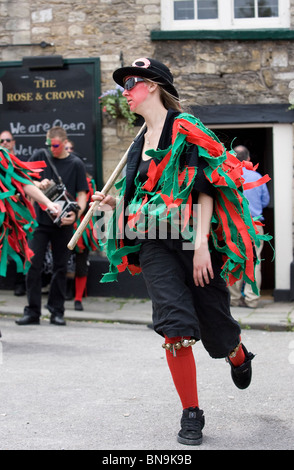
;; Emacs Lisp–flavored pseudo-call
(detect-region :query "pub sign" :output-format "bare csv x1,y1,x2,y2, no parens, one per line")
0,57,102,187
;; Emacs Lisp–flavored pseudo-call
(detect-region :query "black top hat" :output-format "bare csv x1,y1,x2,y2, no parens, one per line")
113,57,179,98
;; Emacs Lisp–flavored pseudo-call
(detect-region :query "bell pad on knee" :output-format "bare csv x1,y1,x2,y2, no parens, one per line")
162,337,196,357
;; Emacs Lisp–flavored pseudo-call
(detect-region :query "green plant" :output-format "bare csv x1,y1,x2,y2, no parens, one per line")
99,85,136,127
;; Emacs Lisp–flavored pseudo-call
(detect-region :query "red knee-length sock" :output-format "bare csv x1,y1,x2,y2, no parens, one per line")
165,336,199,409
229,339,246,367
75,276,87,302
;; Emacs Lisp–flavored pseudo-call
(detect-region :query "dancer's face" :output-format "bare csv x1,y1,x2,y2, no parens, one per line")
46,137,66,158
122,76,149,112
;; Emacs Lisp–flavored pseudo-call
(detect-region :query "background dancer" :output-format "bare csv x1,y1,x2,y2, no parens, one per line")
16,126,88,326
0,145,61,336
0,145,60,277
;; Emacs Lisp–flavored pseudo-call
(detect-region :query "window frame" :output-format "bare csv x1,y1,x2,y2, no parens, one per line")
161,0,290,31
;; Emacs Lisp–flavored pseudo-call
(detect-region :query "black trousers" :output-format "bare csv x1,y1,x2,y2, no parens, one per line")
139,238,241,358
24,223,73,319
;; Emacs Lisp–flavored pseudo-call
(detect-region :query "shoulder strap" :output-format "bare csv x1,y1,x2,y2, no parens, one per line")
43,149,63,185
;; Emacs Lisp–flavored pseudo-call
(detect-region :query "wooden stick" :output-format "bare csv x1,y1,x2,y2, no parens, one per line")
67,123,146,250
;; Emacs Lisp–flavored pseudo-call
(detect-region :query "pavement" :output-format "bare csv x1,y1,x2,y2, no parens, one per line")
0,289,294,331
1,290,294,451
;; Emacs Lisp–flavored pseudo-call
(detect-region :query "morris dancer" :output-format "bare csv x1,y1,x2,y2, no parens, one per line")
0,145,60,336
0,145,60,277
92,58,271,445
73,175,102,310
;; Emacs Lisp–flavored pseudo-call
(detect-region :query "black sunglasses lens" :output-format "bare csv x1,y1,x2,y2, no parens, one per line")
1,139,12,143
124,78,135,90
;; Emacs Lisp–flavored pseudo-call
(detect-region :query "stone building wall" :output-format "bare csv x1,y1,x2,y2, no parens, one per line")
1,0,294,183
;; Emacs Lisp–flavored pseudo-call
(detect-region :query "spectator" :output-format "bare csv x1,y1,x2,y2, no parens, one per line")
229,145,270,308
0,130,28,162
0,130,15,154
65,140,74,154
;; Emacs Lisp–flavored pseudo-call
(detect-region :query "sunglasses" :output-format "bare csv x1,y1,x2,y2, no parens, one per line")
45,142,60,148
124,77,145,91
0,138,13,143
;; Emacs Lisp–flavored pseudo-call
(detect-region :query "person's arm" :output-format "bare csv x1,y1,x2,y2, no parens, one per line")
193,192,214,287
34,178,52,191
23,183,60,216
76,190,88,219
261,184,270,209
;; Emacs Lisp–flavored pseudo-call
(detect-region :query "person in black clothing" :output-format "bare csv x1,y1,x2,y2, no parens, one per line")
16,126,88,326
92,58,257,445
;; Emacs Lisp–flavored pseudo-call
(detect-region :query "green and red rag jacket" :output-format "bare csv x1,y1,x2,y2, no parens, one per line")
101,113,272,294
0,146,46,276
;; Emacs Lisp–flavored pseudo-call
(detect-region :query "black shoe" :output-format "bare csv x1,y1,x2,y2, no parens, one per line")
177,407,205,446
74,300,83,311
14,284,26,296
15,315,40,325
227,344,255,389
50,315,66,326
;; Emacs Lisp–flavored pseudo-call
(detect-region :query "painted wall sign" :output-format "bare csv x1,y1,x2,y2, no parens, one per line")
0,57,102,187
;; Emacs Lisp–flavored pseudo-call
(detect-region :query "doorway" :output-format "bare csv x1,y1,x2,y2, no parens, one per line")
211,125,275,291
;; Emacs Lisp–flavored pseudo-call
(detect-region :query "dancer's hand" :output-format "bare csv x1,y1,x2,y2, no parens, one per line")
193,241,214,287
91,191,116,210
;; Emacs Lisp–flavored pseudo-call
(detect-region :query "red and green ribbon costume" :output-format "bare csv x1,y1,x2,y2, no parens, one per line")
0,146,46,276
101,114,272,294
73,176,102,254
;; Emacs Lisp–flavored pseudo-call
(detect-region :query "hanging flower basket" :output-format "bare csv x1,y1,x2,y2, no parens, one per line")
99,85,136,128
